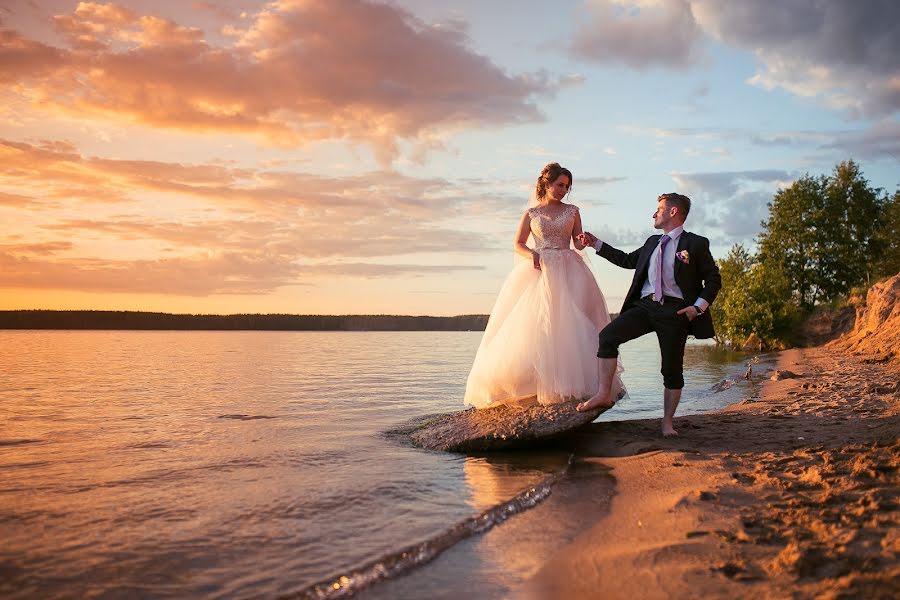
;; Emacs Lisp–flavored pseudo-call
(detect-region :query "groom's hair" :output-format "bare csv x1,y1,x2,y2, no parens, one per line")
659,193,691,219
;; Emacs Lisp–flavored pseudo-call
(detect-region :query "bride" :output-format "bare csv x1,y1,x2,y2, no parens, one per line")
464,162,625,408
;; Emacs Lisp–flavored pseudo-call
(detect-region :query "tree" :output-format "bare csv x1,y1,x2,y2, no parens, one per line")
757,161,887,308
713,244,798,347
712,244,753,345
819,160,886,294
873,189,900,279
757,174,827,308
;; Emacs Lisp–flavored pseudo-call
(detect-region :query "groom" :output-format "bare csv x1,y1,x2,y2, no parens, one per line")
576,193,721,437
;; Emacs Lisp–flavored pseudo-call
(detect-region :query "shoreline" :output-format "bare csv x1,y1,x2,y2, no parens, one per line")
524,346,899,599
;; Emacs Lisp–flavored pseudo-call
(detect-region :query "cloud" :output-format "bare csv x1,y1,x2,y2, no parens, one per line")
1,0,557,163
822,120,900,161
591,226,652,248
672,169,791,198
748,120,900,162
0,249,302,295
571,1,900,118
670,169,793,243
301,263,485,278
0,137,510,296
0,249,484,296
0,28,65,82
0,191,42,207
576,175,627,186
0,240,73,255
571,0,704,69
691,0,900,117
617,124,733,140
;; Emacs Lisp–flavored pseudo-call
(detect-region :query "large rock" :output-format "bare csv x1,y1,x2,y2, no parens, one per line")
403,402,608,452
833,272,900,363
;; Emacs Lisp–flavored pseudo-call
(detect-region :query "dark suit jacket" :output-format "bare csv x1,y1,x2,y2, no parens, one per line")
597,231,722,339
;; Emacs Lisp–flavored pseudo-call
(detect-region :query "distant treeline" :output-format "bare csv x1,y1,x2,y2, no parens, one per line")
0,310,490,331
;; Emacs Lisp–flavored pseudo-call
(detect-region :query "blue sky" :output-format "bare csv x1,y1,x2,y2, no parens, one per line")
1,0,897,314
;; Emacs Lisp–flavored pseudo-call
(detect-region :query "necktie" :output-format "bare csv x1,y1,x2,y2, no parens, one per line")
654,234,670,304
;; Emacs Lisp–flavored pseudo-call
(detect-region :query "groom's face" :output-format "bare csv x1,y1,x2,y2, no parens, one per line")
652,198,673,229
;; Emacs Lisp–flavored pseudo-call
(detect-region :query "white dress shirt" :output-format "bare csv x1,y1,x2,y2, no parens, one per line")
594,226,710,312
640,226,684,300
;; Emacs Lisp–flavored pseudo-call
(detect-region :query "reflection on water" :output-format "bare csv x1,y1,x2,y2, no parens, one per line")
0,331,750,598
463,453,570,511
365,454,615,600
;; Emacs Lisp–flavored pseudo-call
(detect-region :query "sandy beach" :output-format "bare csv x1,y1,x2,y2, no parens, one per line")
524,346,899,599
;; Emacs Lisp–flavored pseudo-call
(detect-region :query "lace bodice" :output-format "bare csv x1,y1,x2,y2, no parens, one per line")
528,204,578,250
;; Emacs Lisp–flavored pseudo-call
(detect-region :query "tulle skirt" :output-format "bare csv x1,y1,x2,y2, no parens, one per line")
464,249,625,408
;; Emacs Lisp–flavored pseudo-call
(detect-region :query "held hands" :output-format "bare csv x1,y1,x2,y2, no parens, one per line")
577,232,598,248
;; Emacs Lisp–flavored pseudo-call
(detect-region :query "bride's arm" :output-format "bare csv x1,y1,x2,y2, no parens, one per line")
514,211,540,269
571,208,586,250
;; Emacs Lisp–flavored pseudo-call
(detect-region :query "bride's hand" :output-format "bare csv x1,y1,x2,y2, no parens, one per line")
532,251,541,270
578,232,597,247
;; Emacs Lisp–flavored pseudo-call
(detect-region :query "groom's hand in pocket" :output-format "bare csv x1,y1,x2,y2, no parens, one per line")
677,305,700,321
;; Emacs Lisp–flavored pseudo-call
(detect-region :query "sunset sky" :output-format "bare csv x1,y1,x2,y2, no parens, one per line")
2,0,898,316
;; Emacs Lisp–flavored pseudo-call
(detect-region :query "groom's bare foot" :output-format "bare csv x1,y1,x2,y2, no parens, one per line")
661,420,678,437
576,393,615,412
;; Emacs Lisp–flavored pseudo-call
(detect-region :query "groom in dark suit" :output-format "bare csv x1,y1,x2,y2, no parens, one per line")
575,193,721,437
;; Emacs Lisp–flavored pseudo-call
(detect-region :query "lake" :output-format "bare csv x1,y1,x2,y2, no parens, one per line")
0,331,753,599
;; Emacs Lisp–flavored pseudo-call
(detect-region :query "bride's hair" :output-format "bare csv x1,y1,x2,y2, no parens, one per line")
535,162,573,201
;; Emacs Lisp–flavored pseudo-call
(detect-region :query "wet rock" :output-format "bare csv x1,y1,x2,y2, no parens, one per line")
403,402,608,452
770,369,802,381
742,333,765,352
710,378,735,393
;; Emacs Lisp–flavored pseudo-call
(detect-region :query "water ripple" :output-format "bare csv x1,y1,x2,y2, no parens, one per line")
0,439,43,447
285,457,572,599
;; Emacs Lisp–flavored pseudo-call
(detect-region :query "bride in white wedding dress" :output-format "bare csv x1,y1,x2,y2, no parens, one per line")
464,162,625,408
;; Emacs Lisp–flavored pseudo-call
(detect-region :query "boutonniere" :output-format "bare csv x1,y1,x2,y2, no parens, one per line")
676,250,690,264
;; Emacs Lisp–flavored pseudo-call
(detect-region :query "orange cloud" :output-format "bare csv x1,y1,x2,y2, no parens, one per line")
0,137,503,296
0,136,520,222
3,0,555,162
0,249,485,296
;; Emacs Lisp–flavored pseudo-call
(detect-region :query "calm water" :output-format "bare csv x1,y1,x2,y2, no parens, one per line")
0,331,751,599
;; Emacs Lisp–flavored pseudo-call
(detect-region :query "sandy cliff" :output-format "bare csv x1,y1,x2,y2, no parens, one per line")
832,272,900,363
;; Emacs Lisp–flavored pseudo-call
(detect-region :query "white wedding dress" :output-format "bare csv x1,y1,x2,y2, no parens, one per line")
464,203,625,408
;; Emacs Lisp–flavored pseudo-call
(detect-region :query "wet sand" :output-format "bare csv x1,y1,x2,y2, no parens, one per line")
525,347,900,599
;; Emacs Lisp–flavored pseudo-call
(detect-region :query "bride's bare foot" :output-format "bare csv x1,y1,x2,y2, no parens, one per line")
576,393,615,412
661,420,678,437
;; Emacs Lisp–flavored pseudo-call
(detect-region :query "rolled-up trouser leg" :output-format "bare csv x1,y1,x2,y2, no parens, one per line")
597,304,654,358
654,302,690,389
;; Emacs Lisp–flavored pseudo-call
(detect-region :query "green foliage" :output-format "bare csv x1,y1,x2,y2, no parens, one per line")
757,160,888,309
713,244,798,347
820,160,886,294
873,189,900,279
757,174,827,307
715,160,896,348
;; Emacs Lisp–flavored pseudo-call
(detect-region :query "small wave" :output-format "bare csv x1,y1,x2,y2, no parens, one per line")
284,456,573,599
0,439,43,447
124,441,172,449
710,378,736,393
217,414,277,420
